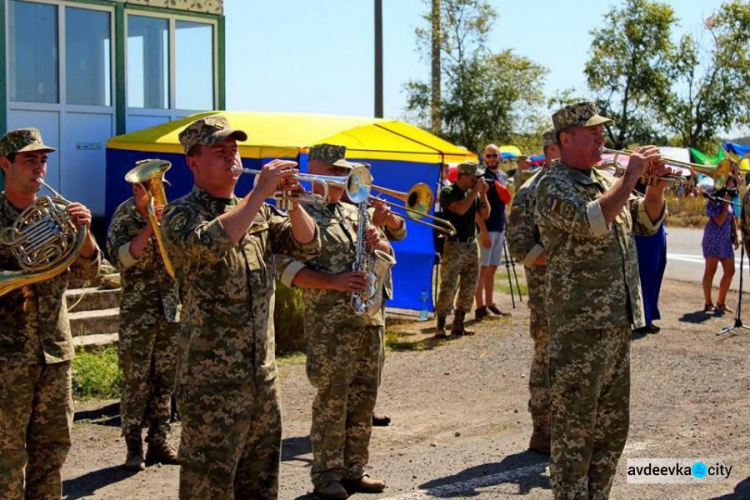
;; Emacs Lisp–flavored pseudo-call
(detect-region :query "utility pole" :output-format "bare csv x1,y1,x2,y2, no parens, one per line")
431,0,441,133
374,0,384,118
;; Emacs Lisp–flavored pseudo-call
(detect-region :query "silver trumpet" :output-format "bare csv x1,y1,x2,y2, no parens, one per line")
230,164,372,209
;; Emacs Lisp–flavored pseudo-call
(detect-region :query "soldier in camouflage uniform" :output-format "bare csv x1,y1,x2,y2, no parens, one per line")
369,199,406,427
0,128,101,499
514,154,533,189
434,161,490,338
507,129,559,454
161,116,320,500
278,144,392,500
106,162,181,471
534,102,670,499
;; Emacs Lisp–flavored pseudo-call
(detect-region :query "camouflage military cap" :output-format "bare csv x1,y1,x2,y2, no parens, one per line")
0,127,56,157
308,143,357,169
178,115,248,155
552,101,613,133
543,128,557,147
457,161,485,177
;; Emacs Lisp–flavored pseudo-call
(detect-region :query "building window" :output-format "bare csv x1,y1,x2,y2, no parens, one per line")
9,0,59,104
66,8,112,107
127,15,169,109
175,20,214,110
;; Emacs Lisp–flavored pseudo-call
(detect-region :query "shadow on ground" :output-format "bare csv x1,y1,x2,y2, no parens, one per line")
74,402,121,427
282,435,312,465
63,466,140,500
679,309,719,324
710,474,750,499
416,450,550,497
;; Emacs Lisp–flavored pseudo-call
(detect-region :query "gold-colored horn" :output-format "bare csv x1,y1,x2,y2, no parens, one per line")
124,159,175,280
369,183,456,235
0,182,87,297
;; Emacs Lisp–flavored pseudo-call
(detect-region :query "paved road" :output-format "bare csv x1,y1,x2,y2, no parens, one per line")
665,226,749,292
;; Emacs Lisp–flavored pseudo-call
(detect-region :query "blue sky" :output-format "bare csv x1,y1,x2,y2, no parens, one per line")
225,0,739,130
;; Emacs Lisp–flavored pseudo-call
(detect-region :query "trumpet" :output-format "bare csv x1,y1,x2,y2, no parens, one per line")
124,159,176,280
368,183,456,235
230,164,373,207
599,147,699,186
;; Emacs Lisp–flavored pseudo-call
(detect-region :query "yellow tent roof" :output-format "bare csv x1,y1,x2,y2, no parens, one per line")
108,111,477,164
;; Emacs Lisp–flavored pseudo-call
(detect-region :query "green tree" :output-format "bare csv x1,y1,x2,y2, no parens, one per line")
584,0,676,149
655,0,750,149
405,0,548,153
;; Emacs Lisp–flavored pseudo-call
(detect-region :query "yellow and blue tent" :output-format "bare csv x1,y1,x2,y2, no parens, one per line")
106,111,477,311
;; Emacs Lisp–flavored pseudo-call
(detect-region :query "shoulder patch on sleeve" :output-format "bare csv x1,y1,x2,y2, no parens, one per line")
167,211,189,233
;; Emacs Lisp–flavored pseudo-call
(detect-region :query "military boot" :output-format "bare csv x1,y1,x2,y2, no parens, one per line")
123,435,145,471
146,440,179,465
435,315,447,338
451,310,474,336
528,418,551,454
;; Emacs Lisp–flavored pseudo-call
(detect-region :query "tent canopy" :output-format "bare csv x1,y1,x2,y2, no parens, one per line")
106,111,477,312
108,111,477,165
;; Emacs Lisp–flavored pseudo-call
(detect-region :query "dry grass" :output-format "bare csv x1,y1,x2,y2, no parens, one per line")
666,194,708,228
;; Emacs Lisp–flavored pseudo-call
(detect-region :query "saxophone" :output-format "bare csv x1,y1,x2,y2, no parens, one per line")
351,201,396,317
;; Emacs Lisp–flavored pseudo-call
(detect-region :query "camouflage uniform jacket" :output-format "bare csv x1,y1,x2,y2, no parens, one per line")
507,170,547,268
106,197,180,326
162,185,321,386
279,202,385,328
0,192,101,366
533,163,665,334
367,205,406,300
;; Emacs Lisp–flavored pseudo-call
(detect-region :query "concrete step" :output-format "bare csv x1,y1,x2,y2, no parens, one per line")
73,333,119,349
69,308,120,338
66,287,121,312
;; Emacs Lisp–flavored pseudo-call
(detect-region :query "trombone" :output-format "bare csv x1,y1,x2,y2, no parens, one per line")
230,164,372,207
124,159,176,280
369,183,456,236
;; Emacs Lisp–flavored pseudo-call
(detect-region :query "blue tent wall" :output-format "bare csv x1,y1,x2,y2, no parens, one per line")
106,148,439,311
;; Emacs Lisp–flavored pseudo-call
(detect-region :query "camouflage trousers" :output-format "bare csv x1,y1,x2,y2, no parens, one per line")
525,265,550,424
549,324,630,500
436,240,480,315
0,361,72,500
118,320,178,445
177,379,282,500
306,323,384,488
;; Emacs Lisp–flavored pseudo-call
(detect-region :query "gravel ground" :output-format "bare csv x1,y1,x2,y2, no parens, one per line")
63,279,750,499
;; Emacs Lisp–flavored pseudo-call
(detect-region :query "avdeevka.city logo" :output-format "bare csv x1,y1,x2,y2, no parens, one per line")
626,458,732,484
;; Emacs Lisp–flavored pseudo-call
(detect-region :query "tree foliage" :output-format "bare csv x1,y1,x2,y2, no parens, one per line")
406,0,548,154
585,0,750,150
584,0,676,148
655,0,750,149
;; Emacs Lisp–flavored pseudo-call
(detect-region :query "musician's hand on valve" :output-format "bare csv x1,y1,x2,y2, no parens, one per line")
133,183,150,218
370,199,390,228
152,204,165,222
623,145,661,184
66,203,92,228
330,270,367,293
67,202,98,258
255,159,299,199
364,226,390,253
